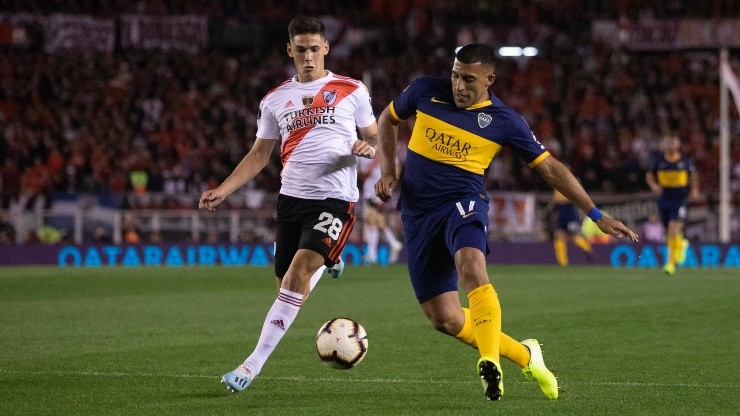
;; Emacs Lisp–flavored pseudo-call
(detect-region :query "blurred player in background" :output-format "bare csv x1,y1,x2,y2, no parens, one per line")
199,16,377,394
357,156,403,264
645,134,700,275
548,188,593,266
375,43,638,401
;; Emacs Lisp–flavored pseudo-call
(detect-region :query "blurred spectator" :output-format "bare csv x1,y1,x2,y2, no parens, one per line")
148,230,163,243
0,211,15,244
573,145,605,192
93,225,112,243
0,1,736,216
122,212,141,243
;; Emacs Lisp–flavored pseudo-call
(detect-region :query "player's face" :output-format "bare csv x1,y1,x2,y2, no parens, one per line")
663,136,681,154
287,33,329,83
450,59,495,108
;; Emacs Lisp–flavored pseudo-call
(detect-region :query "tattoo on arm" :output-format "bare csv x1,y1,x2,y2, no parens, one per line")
362,133,378,148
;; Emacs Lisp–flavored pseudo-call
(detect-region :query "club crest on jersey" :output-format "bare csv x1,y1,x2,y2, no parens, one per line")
478,113,492,128
323,90,338,106
302,96,313,107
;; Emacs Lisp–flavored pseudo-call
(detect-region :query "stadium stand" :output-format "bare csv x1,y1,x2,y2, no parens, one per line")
0,1,738,243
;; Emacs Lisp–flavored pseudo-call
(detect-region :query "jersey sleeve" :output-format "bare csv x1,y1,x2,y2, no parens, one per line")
504,113,549,167
685,155,696,173
389,77,425,121
354,83,376,128
255,99,280,140
648,153,659,173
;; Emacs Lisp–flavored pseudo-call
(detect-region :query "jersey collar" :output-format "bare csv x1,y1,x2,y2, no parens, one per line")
466,90,496,110
292,70,333,85
466,100,492,110
663,152,681,163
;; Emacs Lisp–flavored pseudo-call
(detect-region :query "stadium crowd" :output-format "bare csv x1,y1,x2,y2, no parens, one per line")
0,1,738,243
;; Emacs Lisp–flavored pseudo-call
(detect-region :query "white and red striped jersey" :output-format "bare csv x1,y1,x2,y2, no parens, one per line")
256,71,376,201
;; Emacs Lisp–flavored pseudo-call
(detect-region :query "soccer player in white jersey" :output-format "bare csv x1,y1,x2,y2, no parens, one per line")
357,156,403,264
198,16,378,393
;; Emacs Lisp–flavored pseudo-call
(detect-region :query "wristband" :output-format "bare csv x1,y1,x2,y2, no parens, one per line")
587,207,603,222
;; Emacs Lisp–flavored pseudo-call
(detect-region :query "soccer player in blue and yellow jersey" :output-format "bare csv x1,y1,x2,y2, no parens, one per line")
645,134,700,275
375,43,638,401
549,189,593,266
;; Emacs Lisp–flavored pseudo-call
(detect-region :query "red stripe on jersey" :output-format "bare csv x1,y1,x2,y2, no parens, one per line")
280,79,361,165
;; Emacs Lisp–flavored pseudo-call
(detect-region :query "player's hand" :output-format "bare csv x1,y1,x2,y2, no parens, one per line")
595,217,639,242
650,186,662,196
351,140,376,159
689,189,701,202
375,174,397,202
199,188,226,212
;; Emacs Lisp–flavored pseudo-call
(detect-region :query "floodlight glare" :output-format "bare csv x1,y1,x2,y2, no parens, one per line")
498,47,522,57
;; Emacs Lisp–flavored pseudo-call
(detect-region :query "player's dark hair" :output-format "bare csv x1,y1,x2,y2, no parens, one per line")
288,16,325,39
456,43,496,69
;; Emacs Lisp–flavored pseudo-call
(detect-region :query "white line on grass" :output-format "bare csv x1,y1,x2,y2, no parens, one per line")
0,369,736,389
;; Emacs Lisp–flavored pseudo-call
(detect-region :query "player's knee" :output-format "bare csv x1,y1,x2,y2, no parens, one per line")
456,255,488,288
428,316,459,336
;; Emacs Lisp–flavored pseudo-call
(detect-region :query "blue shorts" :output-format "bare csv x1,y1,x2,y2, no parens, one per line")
555,203,581,234
657,200,687,228
402,197,490,304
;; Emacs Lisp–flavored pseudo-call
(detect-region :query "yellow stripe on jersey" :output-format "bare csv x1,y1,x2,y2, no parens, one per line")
408,111,501,174
466,100,492,110
389,102,403,123
528,151,550,168
657,170,689,188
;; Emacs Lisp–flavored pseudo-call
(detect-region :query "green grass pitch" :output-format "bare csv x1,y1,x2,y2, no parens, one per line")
1,265,738,415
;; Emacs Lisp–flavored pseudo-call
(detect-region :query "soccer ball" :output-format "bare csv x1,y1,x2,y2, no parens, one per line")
315,317,368,369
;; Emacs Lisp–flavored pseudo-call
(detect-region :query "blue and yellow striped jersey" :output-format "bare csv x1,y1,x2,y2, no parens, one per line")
649,152,694,202
390,76,549,215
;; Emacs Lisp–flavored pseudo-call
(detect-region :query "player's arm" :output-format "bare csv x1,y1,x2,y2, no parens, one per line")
352,82,379,159
645,171,662,195
688,168,700,201
198,138,276,211
374,104,401,202
534,156,639,241
353,123,378,159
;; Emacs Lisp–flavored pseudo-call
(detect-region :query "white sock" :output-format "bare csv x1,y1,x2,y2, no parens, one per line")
383,228,400,247
309,265,327,292
365,225,379,263
243,288,303,376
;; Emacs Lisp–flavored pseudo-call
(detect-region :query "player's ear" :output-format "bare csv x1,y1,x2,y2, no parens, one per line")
488,74,496,88
286,42,293,58
323,38,330,55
